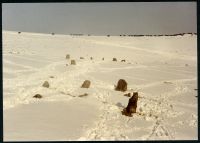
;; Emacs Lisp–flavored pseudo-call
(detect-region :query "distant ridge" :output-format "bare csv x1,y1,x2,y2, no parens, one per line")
64,32,197,37
124,33,197,37
3,30,197,37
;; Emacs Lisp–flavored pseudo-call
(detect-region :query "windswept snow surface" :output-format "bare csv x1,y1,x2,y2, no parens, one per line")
3,31,197,141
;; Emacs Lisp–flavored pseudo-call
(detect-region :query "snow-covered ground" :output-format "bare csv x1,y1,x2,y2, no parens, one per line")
3,31,197,141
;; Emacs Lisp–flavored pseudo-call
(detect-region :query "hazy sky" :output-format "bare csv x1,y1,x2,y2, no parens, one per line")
2,2,197,35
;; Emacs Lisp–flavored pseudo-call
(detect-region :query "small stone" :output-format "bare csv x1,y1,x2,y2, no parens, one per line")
102,57,104,60
81,80,91,88
42,81,50,88
121,59,126,62
90,57,93,60
80,57,84,59
66,54,70,59
124,93,131,97
33,94,42,99
71,60,76,65
49,76,54,78
113,58,117,61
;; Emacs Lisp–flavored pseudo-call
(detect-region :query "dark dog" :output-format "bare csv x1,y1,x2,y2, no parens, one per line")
122,92,138,117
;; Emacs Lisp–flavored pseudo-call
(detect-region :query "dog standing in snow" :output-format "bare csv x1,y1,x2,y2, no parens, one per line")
122,92,138,117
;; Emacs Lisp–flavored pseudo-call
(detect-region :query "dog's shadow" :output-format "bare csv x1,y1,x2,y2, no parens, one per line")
116,102,125,108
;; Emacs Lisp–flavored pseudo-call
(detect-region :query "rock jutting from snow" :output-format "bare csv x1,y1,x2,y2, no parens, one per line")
42,81,50,88
33,94,43,99
115,79,127,92
124,93,131,97
80,57,84,59
81,80,91,88
113,58,117,61
71,60,76,65
66,54,70,59
121,59,126,62
90,57,93,60
78,93,88,97
122,92,138,117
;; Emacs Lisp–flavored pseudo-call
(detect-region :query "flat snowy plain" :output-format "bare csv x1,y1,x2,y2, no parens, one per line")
3,31,197,141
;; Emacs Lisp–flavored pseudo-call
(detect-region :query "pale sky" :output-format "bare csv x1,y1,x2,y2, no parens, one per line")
2,2,197,35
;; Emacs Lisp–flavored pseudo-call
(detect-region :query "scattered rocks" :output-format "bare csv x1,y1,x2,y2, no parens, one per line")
33,94,42,99
121,59,126,62
81,80,91,88
71,60,76,65
122,92,138,117
79,93,88,97
113,58,117,61
42,81,50,88
80,57,84,59
66,54,70,59
115,79,127,92
124,93,131,97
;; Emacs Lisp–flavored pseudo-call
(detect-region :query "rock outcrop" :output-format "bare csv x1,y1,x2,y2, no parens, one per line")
42,81,50,88
33,94,42,99
81,80,91,88
115,79,127,92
